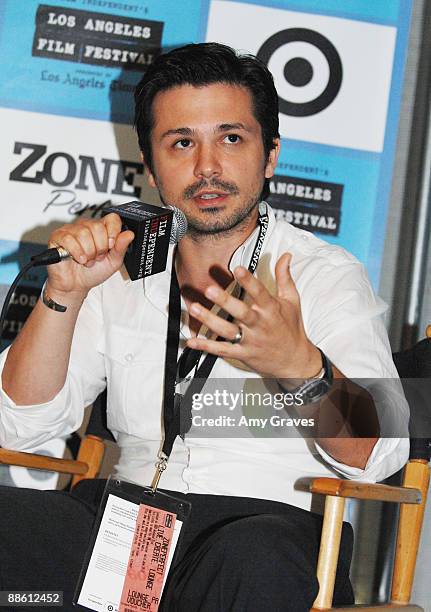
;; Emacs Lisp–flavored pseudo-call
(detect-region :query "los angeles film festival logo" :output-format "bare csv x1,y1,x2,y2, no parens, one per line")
268,175,344,236
32,4,164,70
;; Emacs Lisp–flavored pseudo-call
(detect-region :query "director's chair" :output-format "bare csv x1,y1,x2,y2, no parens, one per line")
0,332,430,610
311,328,431,611
0,388,111,488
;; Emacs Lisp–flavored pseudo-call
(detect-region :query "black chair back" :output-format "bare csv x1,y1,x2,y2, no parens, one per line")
85,389,115,442
393,337,431,461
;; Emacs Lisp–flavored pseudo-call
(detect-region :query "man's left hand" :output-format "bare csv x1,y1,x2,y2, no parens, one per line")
187,252,322,379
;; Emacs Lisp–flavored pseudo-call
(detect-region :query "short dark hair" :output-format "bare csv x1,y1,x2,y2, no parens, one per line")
134,42,280,177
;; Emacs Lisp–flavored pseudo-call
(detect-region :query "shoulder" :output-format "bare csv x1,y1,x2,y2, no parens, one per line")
270,214,359,269
268,217,394,377
263,212,387,331
262,213,368,298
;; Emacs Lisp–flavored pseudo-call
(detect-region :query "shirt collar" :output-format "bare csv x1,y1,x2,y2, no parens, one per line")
138,201,276,305
227,201,274,273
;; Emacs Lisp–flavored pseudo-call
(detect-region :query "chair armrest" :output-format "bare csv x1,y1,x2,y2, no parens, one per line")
310,477,421,504
0,448,89,476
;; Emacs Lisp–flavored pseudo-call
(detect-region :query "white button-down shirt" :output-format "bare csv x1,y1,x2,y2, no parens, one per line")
0,204,409,509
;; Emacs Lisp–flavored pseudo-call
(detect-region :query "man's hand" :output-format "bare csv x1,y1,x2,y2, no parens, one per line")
2,214,134,405
187,251,379,469
46,214,135,297
187,252,322,379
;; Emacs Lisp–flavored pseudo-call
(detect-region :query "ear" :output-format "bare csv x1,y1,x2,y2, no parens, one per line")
141,152,157,188
264,139,281,179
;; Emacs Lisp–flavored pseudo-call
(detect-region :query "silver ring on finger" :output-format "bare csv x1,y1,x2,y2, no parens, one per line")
230,326,243,345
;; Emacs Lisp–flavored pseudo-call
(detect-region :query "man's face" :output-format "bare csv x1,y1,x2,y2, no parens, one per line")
146,83,279,237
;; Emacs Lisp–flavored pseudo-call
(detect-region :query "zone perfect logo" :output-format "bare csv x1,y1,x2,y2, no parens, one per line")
9,142,144,198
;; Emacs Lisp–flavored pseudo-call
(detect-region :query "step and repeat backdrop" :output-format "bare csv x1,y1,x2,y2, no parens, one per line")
0,0,412,487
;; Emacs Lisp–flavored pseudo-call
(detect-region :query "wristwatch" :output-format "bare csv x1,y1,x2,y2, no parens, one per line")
278,348,333,405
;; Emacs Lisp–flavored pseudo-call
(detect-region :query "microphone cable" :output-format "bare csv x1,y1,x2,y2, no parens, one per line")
0,261,35,345
0,203,188,344
0,247,67,344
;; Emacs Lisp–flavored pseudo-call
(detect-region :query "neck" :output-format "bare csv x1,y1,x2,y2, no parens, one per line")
176,206,259,294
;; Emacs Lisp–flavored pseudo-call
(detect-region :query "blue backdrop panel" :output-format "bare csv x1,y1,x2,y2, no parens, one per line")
0,0,210,124
0,239,47,351
0,0,413,321
206,0,412,287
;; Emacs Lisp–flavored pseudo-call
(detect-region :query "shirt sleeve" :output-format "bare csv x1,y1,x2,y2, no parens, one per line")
0,285,107,451
296,248,410,481
315,437,409,482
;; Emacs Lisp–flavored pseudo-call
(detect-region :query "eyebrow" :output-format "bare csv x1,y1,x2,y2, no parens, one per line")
217,122,250,132
160,122,251,140
161,127,194,139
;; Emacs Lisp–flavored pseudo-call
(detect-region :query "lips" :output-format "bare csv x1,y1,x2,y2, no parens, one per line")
193,191,231,209
194,190,229,200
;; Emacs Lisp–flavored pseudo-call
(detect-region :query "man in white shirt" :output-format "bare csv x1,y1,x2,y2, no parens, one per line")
0,43,408,611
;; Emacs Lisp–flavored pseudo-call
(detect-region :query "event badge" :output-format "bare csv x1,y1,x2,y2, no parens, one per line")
74,477,191,611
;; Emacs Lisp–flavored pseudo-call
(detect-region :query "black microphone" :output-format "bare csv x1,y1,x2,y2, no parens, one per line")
31,202,188,280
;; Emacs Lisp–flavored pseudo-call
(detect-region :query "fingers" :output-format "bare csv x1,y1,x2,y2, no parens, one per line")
189,302,242,341
205,284,258,326
110,229,135,264
49,213,128,265
49,233,88,264
233,255,298,305
275,252,299,301
102,212,122,243
233,266,274,308
187,336,241,358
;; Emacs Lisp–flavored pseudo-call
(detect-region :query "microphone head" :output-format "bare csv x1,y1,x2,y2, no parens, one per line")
100,200,188,279
168,206,188,244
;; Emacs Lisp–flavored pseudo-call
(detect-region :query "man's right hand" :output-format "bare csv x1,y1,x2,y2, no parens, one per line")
1,213,134,406
46,213,134,297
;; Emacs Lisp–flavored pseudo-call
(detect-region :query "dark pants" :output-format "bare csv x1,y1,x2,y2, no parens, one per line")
0,480,354,611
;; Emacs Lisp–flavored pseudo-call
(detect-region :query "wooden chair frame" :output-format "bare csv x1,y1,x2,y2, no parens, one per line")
1,443,427,611
1,328,430,608
0,434,106,489
2,442,427,611
310,459,429,610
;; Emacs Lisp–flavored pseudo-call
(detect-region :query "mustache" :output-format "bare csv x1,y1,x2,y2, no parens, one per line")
183,178,240,199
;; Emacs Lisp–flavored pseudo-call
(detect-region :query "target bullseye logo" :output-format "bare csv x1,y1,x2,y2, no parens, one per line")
257,28,343,117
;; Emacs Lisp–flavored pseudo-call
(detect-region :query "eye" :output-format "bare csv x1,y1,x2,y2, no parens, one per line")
223,134,240,144
174,138,192,149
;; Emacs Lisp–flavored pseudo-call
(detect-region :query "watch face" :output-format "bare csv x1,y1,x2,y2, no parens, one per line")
303,379,331,404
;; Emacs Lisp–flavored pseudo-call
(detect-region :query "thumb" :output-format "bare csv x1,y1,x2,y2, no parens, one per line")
275,252,297,300
110,230,135,264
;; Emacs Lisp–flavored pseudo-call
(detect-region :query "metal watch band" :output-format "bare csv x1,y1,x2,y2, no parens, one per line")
278,348,333,404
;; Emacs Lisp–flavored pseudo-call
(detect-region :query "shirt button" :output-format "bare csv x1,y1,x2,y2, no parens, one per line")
302,234,308,241
125,353,134,362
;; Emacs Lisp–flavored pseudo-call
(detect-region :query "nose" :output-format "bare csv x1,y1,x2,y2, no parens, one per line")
193,143,222,179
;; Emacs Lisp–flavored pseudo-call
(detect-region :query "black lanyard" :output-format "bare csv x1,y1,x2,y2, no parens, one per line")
160,204,269,460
